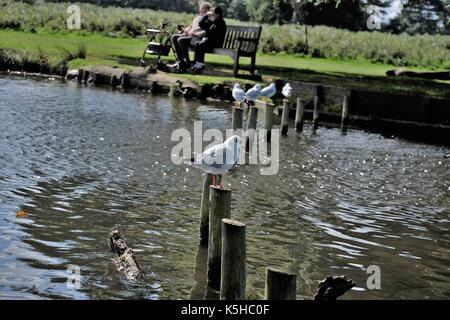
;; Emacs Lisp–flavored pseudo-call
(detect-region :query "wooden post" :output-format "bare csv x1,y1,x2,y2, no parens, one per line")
232,106,244,131
200,173,214,247
207,186,231,291
295,98,305,132
265,267,297,300
246,106,258,151
220,219,246,300
281,99,290,136
313,86,321,130
341,95,350,133
264,102,276,142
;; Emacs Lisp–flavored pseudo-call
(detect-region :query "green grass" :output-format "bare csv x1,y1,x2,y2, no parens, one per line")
1,29,449,98
0,29,439,75
1,0,449,69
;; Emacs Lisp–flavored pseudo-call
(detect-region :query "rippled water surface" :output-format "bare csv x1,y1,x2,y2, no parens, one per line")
0,77,449,299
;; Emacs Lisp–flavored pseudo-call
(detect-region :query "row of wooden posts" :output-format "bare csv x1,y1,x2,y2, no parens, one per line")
197,90,352,300
199,182,297,300
231,86,352,141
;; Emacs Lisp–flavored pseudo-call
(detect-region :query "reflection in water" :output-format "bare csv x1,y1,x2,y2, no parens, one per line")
0,77,449,299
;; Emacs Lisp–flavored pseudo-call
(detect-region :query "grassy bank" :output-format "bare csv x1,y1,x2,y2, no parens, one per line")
1,29,449,99
1,0,449,69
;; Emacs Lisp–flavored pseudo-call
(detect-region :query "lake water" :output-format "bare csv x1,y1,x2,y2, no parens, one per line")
0,77,449,299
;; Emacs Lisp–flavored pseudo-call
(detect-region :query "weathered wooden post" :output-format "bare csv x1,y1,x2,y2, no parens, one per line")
341,94,350,133
220,219,246,300
200,173,214,246
281,99,290,136
264,102,276,142
246,106,258,151
207,186,232,291
295,98,305,132
265,267,297,300
232,106,244,131
313,86,321,131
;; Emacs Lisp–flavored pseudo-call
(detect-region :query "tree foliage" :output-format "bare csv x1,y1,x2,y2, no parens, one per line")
41,0,450,35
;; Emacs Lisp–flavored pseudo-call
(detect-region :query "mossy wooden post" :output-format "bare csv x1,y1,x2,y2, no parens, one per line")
295,98,305,132
220,219,246,300
265,267,297,300
264,102,276,142
200,173,214,246
207,186,231,291
313,86,321,131
281,99,290,136
246,106,258,151
232,105,244,131
341,94,350,133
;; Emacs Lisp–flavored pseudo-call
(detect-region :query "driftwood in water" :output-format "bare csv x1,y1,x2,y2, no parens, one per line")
107,229,144,282
314,276,356,301
386,69,450,80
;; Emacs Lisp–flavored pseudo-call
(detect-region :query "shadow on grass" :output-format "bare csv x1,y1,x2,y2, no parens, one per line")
111,54,450,99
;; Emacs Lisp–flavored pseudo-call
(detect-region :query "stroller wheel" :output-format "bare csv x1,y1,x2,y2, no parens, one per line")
140,59,147,67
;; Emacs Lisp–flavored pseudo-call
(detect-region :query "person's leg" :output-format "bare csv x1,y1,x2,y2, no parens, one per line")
178,37,192,67
194,40,209,64
171,34,183,63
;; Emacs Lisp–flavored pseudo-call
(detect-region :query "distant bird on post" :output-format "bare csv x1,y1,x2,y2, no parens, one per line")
282,83,293,99
244,84,262,107
189,135,242,189
260,83,277,99
232,83,246,105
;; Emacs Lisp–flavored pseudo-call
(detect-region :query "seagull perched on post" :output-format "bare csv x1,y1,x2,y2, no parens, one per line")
189,135,242,189
244,84,262,106
282,83,292,99
260,83,276,98
232,83,246,104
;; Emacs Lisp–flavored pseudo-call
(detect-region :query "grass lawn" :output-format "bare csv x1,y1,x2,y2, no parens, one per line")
1,29,449,98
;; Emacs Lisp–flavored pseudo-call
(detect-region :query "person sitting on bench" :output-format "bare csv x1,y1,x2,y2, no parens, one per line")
171,1,212,73
191,6,227,73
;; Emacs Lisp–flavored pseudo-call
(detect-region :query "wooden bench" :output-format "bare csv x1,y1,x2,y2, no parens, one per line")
191,25,262,77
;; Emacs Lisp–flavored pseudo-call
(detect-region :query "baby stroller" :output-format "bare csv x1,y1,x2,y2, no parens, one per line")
140,22,184,71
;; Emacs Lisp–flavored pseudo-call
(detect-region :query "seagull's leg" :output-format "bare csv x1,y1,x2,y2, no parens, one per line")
212,175,216,187
219,174,224,189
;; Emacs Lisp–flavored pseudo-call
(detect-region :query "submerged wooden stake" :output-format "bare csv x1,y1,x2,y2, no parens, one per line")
265,267,297,300
200,173,214,247
207,186,232,291
107,230,144,282
295,98,305,132
232,106,244,131
264,102,276,142
281,99,290,135
313,86,321,131
220,219,246,300
246,106,258,150
341,95,350,133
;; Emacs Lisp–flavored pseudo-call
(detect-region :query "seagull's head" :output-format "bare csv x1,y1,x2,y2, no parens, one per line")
234,83,241,90
255,84,262,90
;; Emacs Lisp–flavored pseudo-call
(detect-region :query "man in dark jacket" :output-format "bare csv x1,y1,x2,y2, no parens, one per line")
192,6,227,73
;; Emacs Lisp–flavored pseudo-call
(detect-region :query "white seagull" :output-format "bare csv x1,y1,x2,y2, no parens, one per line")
282,83,292,98
260,83,276,98
245,84,262,103
190,135,242,188
232,83,246,103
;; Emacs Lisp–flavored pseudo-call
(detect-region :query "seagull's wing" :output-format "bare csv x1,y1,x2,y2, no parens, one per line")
195,144,237,169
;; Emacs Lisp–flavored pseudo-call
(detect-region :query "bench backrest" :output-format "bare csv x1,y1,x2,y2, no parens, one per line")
222,25,262,52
